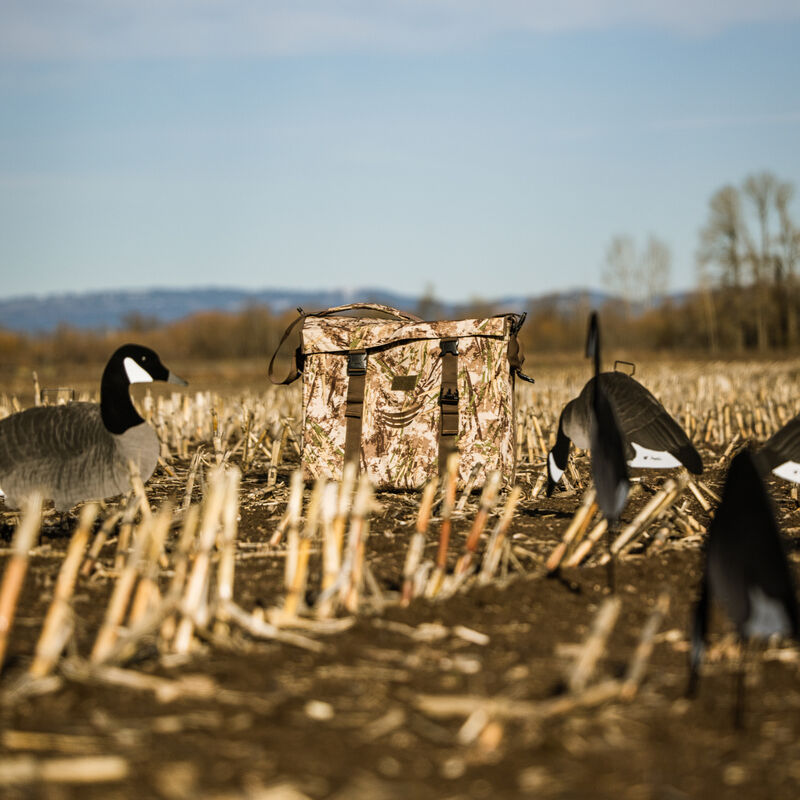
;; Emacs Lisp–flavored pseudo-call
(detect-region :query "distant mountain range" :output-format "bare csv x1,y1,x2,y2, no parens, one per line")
0,286,617,334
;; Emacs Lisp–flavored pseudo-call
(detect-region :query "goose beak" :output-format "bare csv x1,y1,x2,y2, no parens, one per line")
167,372,188,387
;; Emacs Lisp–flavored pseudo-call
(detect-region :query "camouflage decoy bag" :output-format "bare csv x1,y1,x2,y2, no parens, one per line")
269,303,530,490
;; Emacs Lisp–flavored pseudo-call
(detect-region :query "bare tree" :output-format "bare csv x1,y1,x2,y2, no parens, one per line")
775,181,800,345
698,173,800,351
744,172,779,350
697,185,748,351
640,235,671,308
602,235,638,317
698,185,746,288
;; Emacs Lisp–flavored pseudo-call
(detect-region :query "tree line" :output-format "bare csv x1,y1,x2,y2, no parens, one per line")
0,169,797,368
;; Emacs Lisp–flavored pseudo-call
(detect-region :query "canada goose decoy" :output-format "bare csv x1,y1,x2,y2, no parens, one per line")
0,344,187,512
689,448,799,724
546,346,702,498
755,413,800,483
584,313,629,590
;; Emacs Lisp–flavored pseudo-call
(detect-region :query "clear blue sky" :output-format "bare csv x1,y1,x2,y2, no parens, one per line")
1,2,799,303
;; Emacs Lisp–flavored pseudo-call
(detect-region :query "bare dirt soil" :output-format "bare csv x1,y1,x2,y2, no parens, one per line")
2,433,800,800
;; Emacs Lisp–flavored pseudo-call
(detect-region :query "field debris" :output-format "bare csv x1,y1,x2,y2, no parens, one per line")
2,360,800,797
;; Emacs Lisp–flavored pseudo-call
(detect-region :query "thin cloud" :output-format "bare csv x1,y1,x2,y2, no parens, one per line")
2,1,799,60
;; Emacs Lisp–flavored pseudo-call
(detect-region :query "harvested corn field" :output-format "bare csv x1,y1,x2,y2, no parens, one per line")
2,358,800,800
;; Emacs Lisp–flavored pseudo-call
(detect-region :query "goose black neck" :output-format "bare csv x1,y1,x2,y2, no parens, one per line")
100,364,143,435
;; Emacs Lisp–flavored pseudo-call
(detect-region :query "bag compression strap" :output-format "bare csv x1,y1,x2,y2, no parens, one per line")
344,350,367,470
438,338,460,474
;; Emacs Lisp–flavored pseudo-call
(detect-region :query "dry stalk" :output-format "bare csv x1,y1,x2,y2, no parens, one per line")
182,449,204,510
282,470,305,585
30,503,99,678
454,462,483,515
282,478,325,620
319,482,340,589
80,509,122,578
717,432,741,467
563,518,608,567
126,459,151,522
90,513,154,664
455,471,502,576
620,591,670,700
172,467,228,655
425,454,459,597
478,485,523,584
546,488,598,573
220,600,323,652
127,505,172,627
530,470,547,500
159,505,200,644
270,469,303,547
343,477,375,613
0,493,43,672
567,596,622,694
113,494,142,573
0,755,129,786
687,479,712,512
401,478,439,606
216,467,242,604
596,477,686,565
413,679,622,721
211,408,223,464
282,418,303,457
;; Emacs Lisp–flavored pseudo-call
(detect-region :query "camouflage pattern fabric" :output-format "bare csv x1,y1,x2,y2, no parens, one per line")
301,314,517,489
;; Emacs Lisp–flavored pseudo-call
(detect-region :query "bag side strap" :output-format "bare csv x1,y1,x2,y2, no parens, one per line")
507,313,536,384
344,350,367,470
268,311,308,385
438,338,460,474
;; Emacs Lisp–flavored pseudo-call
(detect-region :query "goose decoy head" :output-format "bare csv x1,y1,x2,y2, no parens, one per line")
108,344,188,386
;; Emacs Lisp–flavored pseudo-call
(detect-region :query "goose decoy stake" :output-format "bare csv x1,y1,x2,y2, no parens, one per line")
0,344,187,512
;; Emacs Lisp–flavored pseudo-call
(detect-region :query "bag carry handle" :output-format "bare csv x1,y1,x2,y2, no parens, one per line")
268,303,424,385
316,303,423,322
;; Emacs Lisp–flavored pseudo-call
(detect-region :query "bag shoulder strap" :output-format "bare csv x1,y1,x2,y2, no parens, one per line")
438,338,460,474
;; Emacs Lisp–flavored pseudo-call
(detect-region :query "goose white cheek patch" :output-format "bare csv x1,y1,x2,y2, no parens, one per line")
773,461,800,483
628,442,681,469
548,452,564,484
124,357,154,384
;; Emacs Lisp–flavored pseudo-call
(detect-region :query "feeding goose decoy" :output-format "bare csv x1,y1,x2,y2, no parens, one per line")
689,448,799,723
0,344,187,511
546,338,702,497
754,413,800,483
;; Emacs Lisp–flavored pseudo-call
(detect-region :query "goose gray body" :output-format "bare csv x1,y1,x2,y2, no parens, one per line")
0,344,185,511
0,404,158,511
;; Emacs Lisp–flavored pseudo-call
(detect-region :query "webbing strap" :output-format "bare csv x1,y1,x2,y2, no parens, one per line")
438,338,459,475
344,350,367,470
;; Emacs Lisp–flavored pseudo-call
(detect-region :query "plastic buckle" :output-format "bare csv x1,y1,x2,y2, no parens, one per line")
440,387,459,405
347,351,367,376
441,339,458,356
